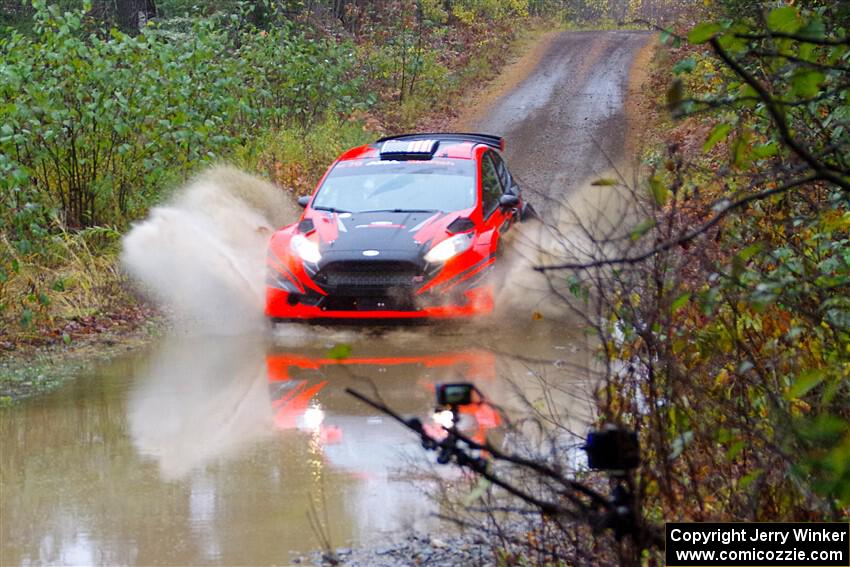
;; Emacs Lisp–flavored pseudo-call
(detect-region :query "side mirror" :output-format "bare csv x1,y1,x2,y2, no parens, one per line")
499,194,519,209
297,195,311,208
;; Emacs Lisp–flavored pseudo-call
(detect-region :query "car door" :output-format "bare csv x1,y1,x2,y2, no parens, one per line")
476,150,512,259
482,150,517,234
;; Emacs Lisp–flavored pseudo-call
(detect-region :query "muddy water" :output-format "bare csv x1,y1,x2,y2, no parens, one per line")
0,322,592,566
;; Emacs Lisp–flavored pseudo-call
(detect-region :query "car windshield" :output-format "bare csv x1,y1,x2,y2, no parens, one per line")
311,159,476,213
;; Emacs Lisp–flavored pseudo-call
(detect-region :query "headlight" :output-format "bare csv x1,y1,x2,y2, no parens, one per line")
290,234,321,264
424,233,473,263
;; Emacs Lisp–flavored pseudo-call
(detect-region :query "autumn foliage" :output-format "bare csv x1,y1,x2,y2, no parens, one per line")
590,0,849,534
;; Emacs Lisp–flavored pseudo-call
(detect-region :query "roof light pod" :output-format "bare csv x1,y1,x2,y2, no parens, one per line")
379,139,439,160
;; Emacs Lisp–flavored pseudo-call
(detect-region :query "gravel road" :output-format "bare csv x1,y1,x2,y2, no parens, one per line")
471,30,651,213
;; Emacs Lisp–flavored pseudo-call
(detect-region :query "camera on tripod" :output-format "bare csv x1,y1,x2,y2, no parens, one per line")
435,382,476,407
583,426,640,471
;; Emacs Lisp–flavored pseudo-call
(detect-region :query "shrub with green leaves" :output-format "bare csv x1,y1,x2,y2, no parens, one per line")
0,0,367,329
0,1,362,235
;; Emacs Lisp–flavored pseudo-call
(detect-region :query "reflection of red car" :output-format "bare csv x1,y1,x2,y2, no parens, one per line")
266,349,500,444
265,133,534,321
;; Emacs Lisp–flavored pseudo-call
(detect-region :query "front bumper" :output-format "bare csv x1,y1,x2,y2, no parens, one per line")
265,286,494,321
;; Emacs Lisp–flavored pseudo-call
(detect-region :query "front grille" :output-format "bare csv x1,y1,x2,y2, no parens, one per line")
326,272,415,287
316,261,421,296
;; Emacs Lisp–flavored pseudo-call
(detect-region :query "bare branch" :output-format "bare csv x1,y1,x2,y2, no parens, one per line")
735,31,850,47
534,174,821,271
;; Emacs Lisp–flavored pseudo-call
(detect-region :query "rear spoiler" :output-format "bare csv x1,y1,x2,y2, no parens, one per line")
376,132,505,151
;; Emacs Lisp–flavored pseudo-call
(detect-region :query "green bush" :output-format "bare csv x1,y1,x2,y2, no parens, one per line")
235,115,376,195
0,0,368,329
0,0,363,236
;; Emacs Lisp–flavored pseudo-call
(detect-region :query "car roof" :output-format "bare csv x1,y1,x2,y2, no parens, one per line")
336,132,504,162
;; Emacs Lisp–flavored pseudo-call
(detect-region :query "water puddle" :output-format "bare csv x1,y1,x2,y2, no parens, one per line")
1,322,592,566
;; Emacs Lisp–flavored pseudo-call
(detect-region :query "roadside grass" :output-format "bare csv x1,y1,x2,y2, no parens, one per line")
1,225,130,334
46,229,126,320
0,314,162,405
235,115,378,196
0,223,160,402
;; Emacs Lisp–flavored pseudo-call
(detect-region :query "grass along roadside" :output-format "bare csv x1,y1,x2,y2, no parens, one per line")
0,313,163,406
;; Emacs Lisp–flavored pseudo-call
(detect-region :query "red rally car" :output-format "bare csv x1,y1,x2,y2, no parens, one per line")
265,132,534,321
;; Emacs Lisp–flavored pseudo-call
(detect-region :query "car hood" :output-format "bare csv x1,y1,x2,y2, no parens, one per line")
305,210,468,259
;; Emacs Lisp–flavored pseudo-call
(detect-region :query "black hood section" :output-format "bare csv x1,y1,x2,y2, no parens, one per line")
319,211,438,267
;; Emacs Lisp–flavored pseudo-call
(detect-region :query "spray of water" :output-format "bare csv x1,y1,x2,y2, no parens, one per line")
122,166,299,335
494,172,637,320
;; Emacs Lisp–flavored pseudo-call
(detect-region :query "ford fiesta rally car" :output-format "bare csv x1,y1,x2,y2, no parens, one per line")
265,133,534,321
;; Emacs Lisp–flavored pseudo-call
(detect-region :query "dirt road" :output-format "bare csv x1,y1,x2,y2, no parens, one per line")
468,30,651,210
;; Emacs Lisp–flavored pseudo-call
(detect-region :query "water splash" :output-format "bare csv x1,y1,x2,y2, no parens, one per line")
122,166,299,335
494,172,637,321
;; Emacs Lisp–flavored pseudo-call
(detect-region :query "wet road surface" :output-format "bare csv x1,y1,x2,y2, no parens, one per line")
1,30,650,566
470,30,651,208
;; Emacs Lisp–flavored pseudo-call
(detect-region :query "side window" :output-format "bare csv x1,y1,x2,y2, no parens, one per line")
481,153,502,216
489,151,512,192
